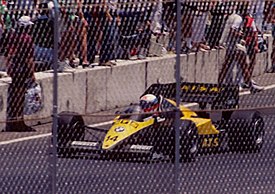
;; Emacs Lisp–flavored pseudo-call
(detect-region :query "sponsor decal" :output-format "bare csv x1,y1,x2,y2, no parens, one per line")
116,120,139,128
181,84,225,93
202,137,219,148
106,135,118,142
71,141,98,147
115,126,125,132
130,145,153,151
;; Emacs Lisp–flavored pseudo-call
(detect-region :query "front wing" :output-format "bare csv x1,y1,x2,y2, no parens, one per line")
58,140,164,161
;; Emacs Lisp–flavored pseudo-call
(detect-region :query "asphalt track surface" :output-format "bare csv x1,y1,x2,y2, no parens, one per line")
1,74,275,194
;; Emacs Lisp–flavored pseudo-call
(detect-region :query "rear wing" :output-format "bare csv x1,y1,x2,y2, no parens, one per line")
142,82,239,110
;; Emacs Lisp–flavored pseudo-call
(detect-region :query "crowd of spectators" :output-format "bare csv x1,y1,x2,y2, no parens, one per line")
0,0,274,77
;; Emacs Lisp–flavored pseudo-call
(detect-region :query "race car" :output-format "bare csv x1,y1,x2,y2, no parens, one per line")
56,82,265,162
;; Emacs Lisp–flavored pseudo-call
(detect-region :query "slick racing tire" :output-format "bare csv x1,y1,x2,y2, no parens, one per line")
228,111,264,152
57,111,85,157
179,120,199,162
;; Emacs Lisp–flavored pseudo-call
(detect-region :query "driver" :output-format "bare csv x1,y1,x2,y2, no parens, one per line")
139,94,163,113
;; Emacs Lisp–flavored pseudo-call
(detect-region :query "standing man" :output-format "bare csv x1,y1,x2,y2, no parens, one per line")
84,1,101,65
4,15,36,132
218,7,243,84
98,0,119,66
76,0,89,68
32,1,54,71
240,12,264,93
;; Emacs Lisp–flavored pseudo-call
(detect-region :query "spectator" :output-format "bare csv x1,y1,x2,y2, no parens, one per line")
190,1,211,52
0,1,12,54
218,7,244,84
266,3,275,73
239,11,264,93
98,0,119,66
206,0,228,49
76,0,89,68
0,5,4,40
58,1,78,68
162,0,176,52
117,0,152,60
180,1,196,53
133,18,151,59
84,1,101,65
249,0,265,31
32,1,54,71
150,0,162,35
4,15,36,132
138,1,156,58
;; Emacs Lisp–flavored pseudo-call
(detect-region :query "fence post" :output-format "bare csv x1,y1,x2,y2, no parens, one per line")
174,0,182,194
50,1,60,194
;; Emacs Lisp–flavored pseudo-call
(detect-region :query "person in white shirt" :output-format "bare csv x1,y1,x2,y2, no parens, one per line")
218,8,243,85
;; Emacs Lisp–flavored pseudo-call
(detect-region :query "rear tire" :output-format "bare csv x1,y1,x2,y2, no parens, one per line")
179,120,199,162
57,111,85,157
228,111,264,152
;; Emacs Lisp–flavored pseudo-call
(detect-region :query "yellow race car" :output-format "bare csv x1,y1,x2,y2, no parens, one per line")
57,82,264,162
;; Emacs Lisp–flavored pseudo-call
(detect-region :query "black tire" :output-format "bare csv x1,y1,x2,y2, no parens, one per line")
228,111,264,152
57,111,85,157
179,120,199,162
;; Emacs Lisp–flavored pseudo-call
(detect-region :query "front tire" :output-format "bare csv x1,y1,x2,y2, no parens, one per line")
179,120,199,162
228,111,264,152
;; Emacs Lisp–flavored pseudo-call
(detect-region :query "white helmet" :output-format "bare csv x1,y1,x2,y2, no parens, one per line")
139,94,159,112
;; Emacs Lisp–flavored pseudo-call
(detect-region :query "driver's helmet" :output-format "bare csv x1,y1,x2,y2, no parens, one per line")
139,94,159,112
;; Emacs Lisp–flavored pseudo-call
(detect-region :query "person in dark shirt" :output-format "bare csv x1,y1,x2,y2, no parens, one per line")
4,15,36,132
32,1,54,71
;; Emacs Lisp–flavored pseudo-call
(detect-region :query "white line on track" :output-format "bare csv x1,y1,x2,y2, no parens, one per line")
2,83,275,145
0,122,111,146
0,133,51,145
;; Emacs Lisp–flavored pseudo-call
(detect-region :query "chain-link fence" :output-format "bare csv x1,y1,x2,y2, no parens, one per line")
0,0,275,193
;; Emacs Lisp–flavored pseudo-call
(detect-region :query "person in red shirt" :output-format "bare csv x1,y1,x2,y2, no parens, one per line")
240,13,264,93
4,15,36,132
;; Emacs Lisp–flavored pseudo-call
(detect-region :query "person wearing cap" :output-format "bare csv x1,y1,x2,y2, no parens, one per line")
4,15,36,132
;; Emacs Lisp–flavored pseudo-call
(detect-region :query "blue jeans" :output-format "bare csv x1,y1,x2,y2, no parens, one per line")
99,19,119,63
34,46,53,71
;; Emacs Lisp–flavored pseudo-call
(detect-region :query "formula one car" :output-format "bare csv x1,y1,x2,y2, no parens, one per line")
57,82,265,162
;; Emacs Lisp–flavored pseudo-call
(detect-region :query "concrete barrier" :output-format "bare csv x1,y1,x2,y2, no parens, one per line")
0,40,272,128
0,80,9,129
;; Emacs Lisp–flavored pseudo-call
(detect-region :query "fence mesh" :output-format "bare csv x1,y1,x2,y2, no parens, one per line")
0,0,275,193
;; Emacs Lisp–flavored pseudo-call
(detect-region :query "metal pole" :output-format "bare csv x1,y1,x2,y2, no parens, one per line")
50,1,60,194
174,0,182,194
